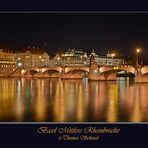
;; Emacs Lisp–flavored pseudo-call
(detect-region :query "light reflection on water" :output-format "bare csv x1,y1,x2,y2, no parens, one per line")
0,78,148,122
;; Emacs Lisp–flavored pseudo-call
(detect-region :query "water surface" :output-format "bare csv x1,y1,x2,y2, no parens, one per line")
0,78,148,122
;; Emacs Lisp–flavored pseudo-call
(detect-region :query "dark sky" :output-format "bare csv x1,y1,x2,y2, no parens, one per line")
0,13,148,60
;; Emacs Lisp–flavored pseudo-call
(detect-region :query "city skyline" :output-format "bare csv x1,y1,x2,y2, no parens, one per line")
0,13,148,61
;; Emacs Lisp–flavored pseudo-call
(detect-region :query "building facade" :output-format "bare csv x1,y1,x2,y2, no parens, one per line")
51,49,125,67
0,44,126,75
90,50,124,66
16,46,50,68
0,48,16,76
61,48,89,66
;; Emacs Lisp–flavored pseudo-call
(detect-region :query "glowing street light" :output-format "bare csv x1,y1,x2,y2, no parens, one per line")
18,62,22,67
136,48,141,65
111,53,115,65
111,53,116,59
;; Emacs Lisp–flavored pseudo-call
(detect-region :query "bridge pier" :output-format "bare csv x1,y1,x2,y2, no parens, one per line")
88,72,117,81
61,72,84,79
23,69,33,78
135,69,148,83
88,72,104,80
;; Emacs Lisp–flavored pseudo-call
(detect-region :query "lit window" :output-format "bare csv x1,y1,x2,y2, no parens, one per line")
25,56,30,58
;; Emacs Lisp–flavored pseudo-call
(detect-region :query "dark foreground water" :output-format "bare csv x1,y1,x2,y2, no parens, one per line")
0,78,148,122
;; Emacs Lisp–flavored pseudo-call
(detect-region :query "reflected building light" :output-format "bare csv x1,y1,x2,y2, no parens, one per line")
53,81,66,122
97,83,107,119
140,86,148,118
82,78,89,109
0,79,15,120
94,84,100,120
64,82,76,121
76,84,84,122
30,79,36,98
58,82,66,122
106,85,118,122
17,79,21,93
35,79,46,121
49,80,53,96
106,100,117,122
130,87,143,122
15,95,24,121
116,78,129,112
83,77,88,89
0,80,2,101
130,98,142,122
21,78,25,91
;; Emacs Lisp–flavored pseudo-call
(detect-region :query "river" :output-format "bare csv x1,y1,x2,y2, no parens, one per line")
0,78,148,122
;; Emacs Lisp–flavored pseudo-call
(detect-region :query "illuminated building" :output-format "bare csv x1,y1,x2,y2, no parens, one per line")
90,50,124,66
0,44,127,71
16,46,50,68
52,53,62,66
53,49,124,66
61,48,89,66
0,45,16,75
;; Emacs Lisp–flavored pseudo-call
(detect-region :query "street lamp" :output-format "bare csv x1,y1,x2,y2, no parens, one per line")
18,62,22,67
111,53,115,65
111,53,115,59
136,48,141,65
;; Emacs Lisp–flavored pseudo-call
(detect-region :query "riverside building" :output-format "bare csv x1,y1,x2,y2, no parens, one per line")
90,50,124,66
61,48,90,66
16,46,50,68
0,45,16,76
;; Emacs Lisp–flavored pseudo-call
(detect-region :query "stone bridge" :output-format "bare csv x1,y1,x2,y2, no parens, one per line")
7,65,148,82
89,65,148,82
9,66,90,79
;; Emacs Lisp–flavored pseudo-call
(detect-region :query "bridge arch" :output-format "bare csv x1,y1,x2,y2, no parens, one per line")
46,69,60,77
41,66,62,73
99,69,135,80
43,69,61,74
141,66,148,75
66,69,89,74
99,65,136,75
30,68,40,73
30,69,40,75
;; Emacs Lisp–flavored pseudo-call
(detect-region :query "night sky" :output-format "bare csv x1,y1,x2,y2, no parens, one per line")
0,13,148,61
